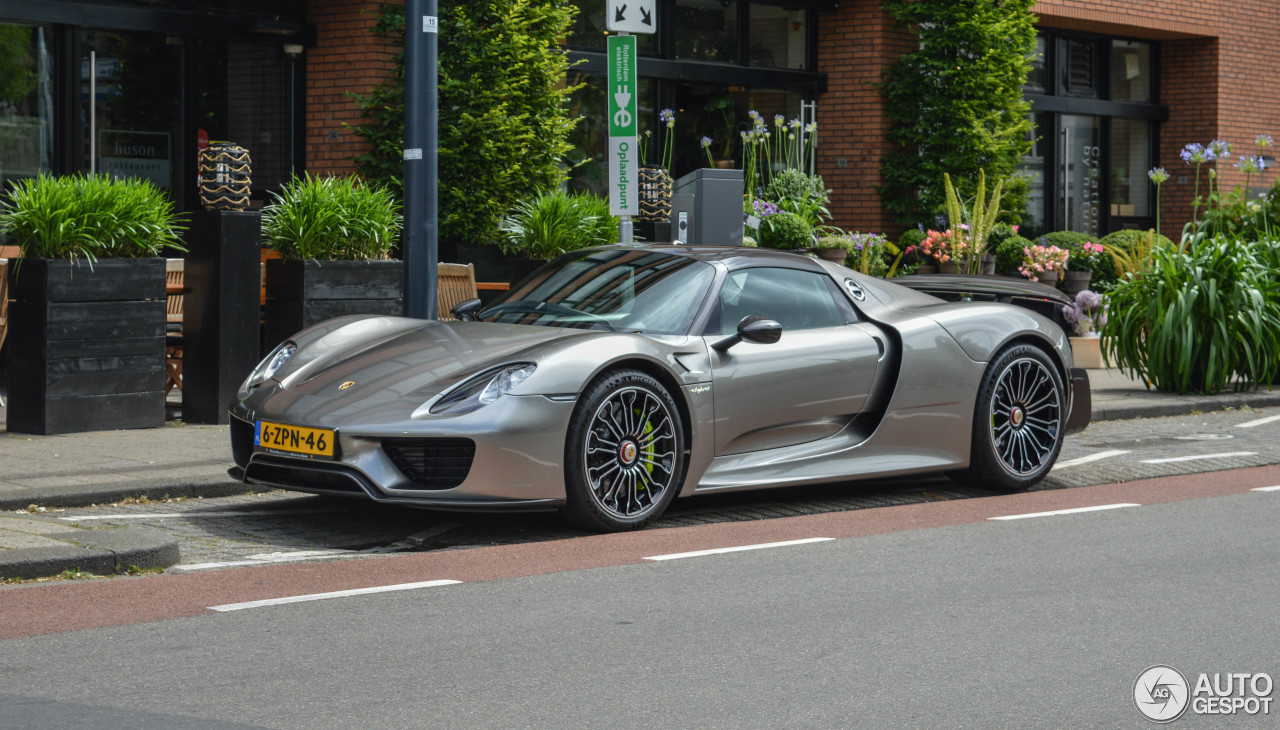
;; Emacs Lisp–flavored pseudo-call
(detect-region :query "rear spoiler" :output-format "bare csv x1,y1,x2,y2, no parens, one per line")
894,274,1073,329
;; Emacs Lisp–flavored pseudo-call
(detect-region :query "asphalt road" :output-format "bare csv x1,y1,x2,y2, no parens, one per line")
1,469,1277,728
39,406,1280,570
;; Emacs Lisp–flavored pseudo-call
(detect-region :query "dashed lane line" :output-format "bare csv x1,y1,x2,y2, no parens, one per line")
989,503,1141,521
1052,449,1130,470
643,537,835,561
1251,485,1280,492
1236,414,1280,429
60,509,346,521
1140,451,1257,465
208,579,462,612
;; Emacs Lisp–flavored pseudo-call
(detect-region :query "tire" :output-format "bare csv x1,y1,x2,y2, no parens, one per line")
561,369,686,532
949,344,1066,492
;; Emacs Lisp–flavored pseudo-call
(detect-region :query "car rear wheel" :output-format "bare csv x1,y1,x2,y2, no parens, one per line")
562,369,685,532
950,344,1066,492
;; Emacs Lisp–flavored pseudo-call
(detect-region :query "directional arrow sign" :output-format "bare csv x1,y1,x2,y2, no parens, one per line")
607,34,638,217
606,0,656,34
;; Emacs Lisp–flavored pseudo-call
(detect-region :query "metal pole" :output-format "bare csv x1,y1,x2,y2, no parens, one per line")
89,50,96,173
403,0,439,319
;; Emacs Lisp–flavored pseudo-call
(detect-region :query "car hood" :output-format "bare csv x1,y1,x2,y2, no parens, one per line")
246,316,599,427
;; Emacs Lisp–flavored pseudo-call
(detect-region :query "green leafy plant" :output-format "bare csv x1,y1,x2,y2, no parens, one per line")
818,232,899,277
943,169,1005,274
0,173,185,262
260,174,402,260
994,234,1033,274
350,1,581,246
758,211,813,250
1102,231,1280,394
878,0,1036,225
499,189,619,259
1099,228,1172,284
760,169,831,230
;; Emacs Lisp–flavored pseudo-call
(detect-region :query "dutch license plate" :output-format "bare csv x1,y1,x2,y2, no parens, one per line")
255,420,336,459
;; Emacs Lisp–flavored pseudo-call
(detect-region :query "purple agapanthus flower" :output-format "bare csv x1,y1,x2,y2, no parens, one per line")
1181,143,1209,164
1148,167,1169,184
1256,134,1274,149
1234,155,1266,173
752,199,780,217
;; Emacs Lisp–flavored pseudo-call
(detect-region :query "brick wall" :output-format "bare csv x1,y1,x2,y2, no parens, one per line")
304,0,400,176
815,1,915,238
817,0,1280,239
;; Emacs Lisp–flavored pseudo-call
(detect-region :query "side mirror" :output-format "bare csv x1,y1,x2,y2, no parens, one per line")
450,298,483,321
712,315,782,351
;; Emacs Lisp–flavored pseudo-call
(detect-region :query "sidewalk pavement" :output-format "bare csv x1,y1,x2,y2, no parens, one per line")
3,369,1279,580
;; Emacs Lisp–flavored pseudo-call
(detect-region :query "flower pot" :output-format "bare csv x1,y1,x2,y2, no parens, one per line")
6,258,167,434
914,263,939,275
1069,334,1105,369
1038,270,1059,287
811,247,848,264
637,166,673,222
1061,270,1091,296
981,253,996,275
264,259,404,352
938,261,959,274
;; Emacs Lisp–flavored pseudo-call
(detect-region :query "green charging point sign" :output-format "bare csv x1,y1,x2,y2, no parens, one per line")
607,34,638,217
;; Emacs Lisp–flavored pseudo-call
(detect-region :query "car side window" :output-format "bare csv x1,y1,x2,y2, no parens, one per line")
712,267,849,335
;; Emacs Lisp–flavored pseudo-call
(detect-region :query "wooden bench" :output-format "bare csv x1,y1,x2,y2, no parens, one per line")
165,258,184,395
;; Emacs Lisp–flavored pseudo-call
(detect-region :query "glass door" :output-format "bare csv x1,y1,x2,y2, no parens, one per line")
80,29,182,192
1058,114,1102,236
0,22,54,191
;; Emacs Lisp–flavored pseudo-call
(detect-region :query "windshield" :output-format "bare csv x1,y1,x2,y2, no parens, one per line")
481,248,715,334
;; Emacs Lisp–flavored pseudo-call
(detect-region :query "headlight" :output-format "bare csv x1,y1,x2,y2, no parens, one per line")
429,363,536,415
242,341,296,392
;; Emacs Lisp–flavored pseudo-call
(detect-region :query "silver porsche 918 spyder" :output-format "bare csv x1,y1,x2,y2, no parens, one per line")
229,245,1089,531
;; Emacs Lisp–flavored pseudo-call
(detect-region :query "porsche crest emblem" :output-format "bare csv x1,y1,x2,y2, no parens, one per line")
338,381,356,391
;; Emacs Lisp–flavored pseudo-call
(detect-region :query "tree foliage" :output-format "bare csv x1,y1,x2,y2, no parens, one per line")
878,0,1036,225
351,1,581,245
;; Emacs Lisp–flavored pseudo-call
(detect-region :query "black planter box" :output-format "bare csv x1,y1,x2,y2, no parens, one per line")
264,259,404,351
6,258,166,434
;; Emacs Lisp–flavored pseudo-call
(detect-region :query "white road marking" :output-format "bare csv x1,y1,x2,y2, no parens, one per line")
1052,449,1130,470
1236,414,1280,429
643,537,834,561
172,549,357,572
989,503,1140,521
1140,451,1256,464
61,509,343,521
208,580,462,612
1251,486,1280,492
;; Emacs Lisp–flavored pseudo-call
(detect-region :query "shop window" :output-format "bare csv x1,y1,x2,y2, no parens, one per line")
0,23,53,192
1024,36,1047,93
1109,118,1153,218
749,4,807,70
675,0,739,63
1110,40,1151,103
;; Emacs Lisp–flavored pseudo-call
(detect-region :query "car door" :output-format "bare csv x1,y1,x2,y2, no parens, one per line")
702,266,884,456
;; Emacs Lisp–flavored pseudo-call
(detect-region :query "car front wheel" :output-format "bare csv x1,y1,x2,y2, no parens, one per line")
562,369,685,532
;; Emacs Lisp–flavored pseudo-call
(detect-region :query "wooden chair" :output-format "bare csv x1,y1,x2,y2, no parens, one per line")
165,258,184,395
437,262,478,320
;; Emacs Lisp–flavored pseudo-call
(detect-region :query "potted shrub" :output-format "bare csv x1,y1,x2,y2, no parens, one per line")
261,174,403,351
499,189,619,284
994,234,1033,277
758,211,813,250
1018,240,1069,286
0,173,185,434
